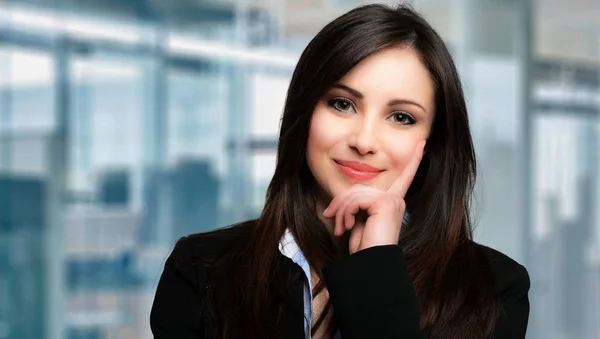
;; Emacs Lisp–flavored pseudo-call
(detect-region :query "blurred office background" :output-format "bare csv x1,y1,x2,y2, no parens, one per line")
0,0,598,338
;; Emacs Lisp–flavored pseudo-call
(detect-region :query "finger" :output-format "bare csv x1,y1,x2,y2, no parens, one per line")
343,196,356,231
334,194,350,236
343,195,367,231
348,221,365,254
343,193,377,231
334,191,363,236
331,192,344,235
323,184,371,218
323,189,353,218
332,194,349,236
336,191,379,235
388,140,426,197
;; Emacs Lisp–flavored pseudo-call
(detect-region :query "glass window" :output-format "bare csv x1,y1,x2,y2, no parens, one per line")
0,46,55,339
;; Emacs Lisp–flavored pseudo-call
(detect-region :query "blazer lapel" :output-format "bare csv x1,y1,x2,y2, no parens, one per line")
277,254,308,339
209,253,307,339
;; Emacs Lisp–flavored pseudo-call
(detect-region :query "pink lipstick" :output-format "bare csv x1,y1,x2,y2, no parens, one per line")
335,160,383,181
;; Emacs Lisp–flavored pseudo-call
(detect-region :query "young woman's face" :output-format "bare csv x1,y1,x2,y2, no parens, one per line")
306,47,435,203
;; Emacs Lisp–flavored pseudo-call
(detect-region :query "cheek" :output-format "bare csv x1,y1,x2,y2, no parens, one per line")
306,108,344,158
306,110,327,174
382,134,423,173
306,108,348,195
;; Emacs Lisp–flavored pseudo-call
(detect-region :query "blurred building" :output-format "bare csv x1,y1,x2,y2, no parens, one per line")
97,169,130,207
171,160,220,237
64,207,142,339
140,159,220,246
0,175,46,339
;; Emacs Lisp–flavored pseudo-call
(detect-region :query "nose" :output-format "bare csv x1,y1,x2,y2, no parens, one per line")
348,118,379,156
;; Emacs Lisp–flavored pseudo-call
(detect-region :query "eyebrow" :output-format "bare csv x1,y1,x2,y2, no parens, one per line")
332,83,427,113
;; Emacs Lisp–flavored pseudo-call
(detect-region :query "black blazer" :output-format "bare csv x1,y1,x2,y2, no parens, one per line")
150,221,530,339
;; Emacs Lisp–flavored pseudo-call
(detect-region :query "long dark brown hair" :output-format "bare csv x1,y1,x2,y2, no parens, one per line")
224,4,499,339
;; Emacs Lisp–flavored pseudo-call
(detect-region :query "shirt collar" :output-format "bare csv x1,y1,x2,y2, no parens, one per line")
278,228,313,338
278,228,301,260
278,228,312,280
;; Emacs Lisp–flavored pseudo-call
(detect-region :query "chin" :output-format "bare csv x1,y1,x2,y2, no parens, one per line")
328,180,351,197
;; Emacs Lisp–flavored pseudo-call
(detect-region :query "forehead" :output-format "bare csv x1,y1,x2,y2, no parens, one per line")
336,47,435,113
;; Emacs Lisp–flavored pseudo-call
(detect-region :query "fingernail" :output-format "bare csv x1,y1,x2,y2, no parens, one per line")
323,207,329,216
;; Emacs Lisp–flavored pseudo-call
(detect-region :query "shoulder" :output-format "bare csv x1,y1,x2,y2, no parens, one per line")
475,244,531,298
166,219,256,271
151,221,256,336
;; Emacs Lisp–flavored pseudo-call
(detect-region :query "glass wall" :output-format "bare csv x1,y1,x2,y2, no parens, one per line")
0,0,598,338
0,45,56,339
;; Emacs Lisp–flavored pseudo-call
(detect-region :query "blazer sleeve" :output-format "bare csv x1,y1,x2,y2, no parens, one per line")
150,237,206,339
323,245,424,339
490,261,531,339
323,245,531,339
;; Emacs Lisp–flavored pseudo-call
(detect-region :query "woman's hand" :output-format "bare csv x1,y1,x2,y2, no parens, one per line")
322,141,426,255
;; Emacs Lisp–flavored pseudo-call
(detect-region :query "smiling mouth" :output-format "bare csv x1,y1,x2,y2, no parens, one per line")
334,160,383,181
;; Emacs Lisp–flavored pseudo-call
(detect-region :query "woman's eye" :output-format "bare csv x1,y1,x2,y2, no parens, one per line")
389,112,416,125
328,98,355,113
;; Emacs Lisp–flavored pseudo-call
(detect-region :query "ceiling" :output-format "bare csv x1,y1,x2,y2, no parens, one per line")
275,0,600,64
5,0,599,64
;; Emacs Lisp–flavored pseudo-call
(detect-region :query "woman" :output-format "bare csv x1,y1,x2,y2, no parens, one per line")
150,4,530,339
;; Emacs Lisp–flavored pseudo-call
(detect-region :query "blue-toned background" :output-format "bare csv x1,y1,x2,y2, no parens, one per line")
0,0,598,338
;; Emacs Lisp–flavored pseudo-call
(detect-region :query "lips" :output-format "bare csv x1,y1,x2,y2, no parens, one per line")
334,160,383,181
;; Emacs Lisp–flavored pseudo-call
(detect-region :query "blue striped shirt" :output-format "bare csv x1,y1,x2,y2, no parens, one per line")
278,229,343,339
